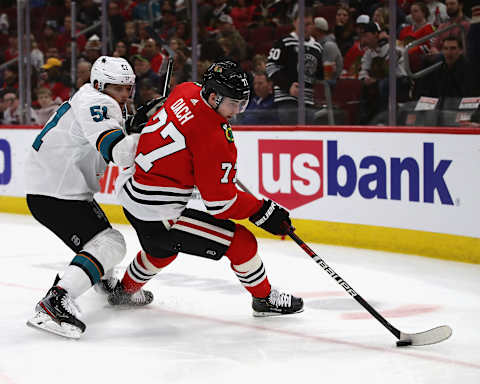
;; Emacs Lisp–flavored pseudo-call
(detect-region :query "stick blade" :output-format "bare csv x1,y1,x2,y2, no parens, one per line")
400,325,452,346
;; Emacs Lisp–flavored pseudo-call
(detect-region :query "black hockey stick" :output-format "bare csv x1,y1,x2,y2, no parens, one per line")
145,25,175,97
236,179,452,347
162,56,174,98
125,57,173,134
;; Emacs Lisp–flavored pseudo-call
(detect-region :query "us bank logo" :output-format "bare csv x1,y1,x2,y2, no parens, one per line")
259,140,323,210
258,139,453,210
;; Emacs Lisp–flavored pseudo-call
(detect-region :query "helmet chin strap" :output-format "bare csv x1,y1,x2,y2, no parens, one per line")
202,88,225,112
213,94,223,111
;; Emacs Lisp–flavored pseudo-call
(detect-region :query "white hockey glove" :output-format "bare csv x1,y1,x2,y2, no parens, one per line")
111,134,140,167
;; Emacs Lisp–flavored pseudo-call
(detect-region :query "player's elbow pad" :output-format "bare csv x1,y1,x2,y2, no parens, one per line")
111,134,140,167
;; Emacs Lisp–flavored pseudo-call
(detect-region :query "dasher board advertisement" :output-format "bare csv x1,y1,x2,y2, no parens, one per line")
0,128,119,204
1,127,479,239
234,130,479,238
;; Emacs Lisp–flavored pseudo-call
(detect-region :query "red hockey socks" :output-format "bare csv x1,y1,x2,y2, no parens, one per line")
121,250,177,293
226,224,271,298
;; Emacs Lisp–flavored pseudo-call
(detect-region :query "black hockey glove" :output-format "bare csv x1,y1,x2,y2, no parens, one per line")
249,199,292,236
125,96,167,134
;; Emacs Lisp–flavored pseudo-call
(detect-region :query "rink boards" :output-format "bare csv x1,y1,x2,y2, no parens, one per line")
1,125,479,263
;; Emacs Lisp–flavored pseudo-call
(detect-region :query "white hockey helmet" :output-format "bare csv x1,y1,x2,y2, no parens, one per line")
90,56,136,92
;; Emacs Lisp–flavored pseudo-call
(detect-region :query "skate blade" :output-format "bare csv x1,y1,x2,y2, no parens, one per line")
253,308,304,317
26,312,83,339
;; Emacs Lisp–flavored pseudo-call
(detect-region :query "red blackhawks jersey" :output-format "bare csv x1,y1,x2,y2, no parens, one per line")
116,82,262,221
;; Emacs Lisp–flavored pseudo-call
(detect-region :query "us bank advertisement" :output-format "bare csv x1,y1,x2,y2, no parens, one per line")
234,131,479,238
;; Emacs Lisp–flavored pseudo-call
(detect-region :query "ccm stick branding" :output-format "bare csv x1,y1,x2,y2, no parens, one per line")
259,140,453,210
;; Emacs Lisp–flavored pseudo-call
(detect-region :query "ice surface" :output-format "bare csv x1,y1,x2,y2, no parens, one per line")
1,213,479,384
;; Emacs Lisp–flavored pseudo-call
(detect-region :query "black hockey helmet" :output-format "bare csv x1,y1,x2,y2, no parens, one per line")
201,59,250,112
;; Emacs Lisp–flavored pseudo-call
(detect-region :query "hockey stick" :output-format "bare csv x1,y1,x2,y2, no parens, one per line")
144,25,174,97
162,56,174,98
236,179,452,347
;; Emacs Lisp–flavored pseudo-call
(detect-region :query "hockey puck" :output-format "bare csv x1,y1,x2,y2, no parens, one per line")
396,340,412,347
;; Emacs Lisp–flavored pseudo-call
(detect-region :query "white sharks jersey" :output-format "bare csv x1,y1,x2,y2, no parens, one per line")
25,83,125,200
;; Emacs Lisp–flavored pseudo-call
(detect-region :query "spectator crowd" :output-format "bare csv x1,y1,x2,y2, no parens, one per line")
0,0,479,126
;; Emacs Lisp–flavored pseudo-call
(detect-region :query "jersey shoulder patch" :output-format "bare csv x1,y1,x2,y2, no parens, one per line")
221,122,234,143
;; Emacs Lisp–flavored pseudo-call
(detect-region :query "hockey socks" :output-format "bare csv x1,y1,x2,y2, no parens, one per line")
225,225,271,298
231,254,271,298
121,250,177,293
58,251,103,299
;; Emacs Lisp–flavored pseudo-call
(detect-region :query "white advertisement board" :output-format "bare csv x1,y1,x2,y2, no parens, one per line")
0,129,119,204
234,131,480,238
1,128,479,238
0,129,34,197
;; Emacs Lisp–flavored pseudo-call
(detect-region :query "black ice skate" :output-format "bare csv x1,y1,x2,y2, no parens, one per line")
252,288,304,317
107,281,154,306
94,276,118,295
27,286,86,339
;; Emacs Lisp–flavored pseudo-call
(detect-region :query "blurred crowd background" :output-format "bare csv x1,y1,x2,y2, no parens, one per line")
0,0,479,126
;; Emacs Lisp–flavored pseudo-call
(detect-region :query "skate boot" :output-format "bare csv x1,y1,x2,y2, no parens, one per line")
107,280,154,306
94,276,118,295
52,271,116,296
27,286,86,339
252,288,304,317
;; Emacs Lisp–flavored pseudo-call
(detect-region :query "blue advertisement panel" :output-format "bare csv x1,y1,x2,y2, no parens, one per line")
0,139,11,185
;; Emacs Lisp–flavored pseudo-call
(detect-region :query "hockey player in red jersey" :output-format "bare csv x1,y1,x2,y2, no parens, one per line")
110,59,303,316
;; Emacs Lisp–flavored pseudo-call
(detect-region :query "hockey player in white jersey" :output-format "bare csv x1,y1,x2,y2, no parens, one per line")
25,56,152,339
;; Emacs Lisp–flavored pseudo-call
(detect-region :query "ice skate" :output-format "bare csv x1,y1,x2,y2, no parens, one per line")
94,276,119,295
107,280,154,306
252,288,304,317
27,286,85,339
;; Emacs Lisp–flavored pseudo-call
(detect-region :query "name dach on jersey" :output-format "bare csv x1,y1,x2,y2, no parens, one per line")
116,82,261,222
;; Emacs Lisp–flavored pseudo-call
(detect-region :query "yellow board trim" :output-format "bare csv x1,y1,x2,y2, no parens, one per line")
2,196,478,264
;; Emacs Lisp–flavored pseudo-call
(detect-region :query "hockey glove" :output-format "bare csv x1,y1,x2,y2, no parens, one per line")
125,96,167,134
249,199,292,236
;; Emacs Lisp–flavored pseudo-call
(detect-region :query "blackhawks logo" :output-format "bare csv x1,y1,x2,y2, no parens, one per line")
221,123,234,143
